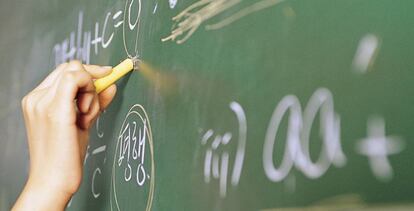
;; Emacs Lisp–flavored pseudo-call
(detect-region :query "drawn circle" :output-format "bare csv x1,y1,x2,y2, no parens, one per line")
110,104,155,211
123,0,142,58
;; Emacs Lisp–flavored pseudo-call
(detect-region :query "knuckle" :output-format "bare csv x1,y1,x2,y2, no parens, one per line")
56,62,68,70
21,95,28,109
69,60,82,66
23,95,35,113
62,71,76,82
68,60,83,69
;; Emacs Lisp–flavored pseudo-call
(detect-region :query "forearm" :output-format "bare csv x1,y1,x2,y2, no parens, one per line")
14,61,116,210
12,180,72,211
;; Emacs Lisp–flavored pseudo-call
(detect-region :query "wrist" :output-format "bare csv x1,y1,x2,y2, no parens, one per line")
13,178,73,211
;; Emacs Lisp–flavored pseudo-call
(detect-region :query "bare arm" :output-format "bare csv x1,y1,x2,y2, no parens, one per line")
13,61,117,211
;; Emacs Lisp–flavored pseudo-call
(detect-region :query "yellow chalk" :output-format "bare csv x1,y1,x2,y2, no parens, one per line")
94,58,136,93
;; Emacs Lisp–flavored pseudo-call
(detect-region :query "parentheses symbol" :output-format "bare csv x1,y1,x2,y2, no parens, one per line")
229,101,247,186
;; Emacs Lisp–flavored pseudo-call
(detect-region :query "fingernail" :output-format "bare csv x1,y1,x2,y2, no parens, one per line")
102,66,112,70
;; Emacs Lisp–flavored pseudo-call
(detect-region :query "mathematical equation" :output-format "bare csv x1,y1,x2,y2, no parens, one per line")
52,0,144,65
54,0,405,205
199,88,404,198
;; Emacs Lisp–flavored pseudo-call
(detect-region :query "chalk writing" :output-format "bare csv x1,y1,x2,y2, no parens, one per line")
53,0,142,65
352,34,380,74
162,0,285,44
111,104,155,211
263,88,346,182
200,101,247,198
117,120,147,185
52,10,124,65
123,0,142,58
356,116,404,182
169,0,178,9
196,87,404,199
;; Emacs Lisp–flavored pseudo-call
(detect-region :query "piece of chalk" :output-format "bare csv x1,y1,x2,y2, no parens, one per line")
94,58,136,93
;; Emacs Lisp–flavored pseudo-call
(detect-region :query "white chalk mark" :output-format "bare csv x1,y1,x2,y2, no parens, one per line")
125,164,132,181
128,0,141,30
212,154,220,178
153,3,158,14
92,168,102,198
67,197,73,207
137,163,146,186
229,101,247,186
114,21,124,28
204,149,213,183
76,11,84,59
199,102,246,197
212,135,222,149
169,0,178,8
222,132,232,145
91,22,102,55
113,11,123,19
111,104,155,211
163,0,286,43
162,0,241,44
356,116,404,182
263,88,346,182
201,129,214,145
102,12,114,48
68,32,76,60
352,34,380,74
298,88,346,179
123,0,141,58
220,152,229,198
92,145,107,155
83,145,90,165
263,95,302,182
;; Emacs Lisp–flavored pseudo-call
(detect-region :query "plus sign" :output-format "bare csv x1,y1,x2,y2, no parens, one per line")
356,116,404,182
91,22,102,54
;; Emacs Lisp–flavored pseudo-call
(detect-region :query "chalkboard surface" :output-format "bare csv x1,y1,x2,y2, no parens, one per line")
1,0,414,210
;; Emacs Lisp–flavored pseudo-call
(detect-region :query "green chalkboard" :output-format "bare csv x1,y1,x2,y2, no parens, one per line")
1,0,414,210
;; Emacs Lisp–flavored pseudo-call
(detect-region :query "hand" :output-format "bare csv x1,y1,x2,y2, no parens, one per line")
13,61,117,211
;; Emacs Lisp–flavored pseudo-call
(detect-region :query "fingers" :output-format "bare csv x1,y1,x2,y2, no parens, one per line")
78,84,117,129
83,65,112,78
53,61,95,109
77,92,95,114
32,63,68,92
98,84,117,110
30,60,116,130
33,61,112,93
77,94,101,130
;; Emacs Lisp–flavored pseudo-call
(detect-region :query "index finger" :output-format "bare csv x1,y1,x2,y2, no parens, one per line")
54,70,95,109
83,65,113,79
